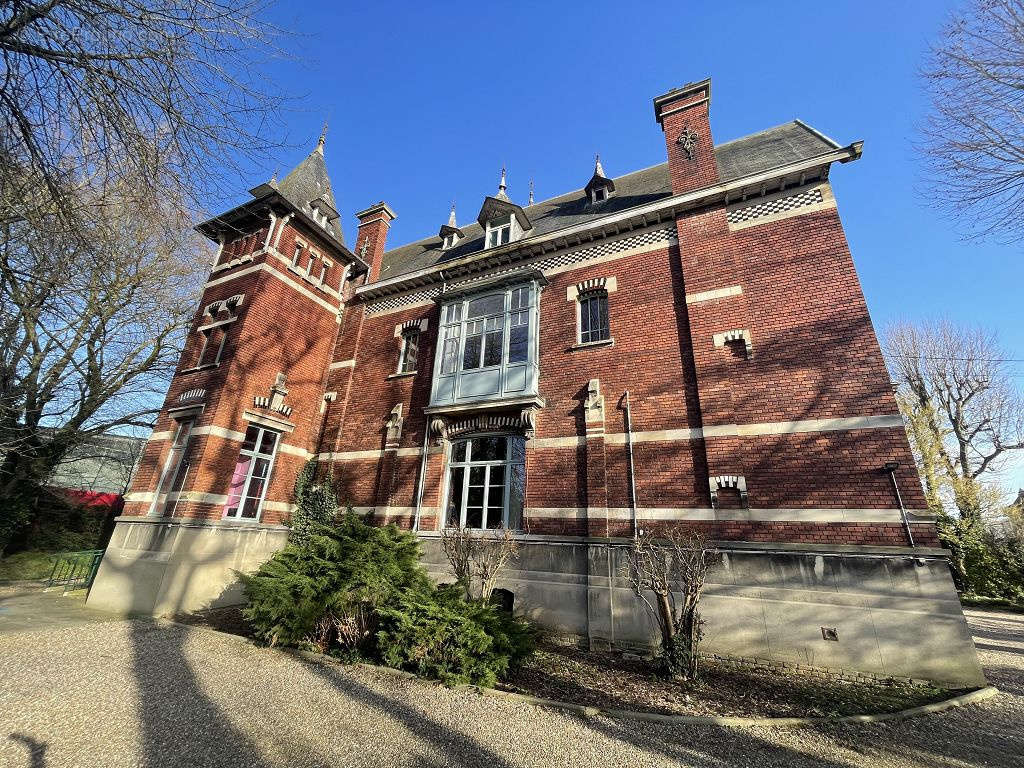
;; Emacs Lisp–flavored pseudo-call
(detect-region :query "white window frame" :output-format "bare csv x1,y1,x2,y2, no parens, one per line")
291,243,304,269
444,434,526,530
319,259,332,285
148,418,195,517
223,424,281,522
485,215,512,248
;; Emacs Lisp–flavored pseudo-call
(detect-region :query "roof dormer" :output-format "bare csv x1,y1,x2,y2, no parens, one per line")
476,168,531,249
584,154,615,204
439,203,463,250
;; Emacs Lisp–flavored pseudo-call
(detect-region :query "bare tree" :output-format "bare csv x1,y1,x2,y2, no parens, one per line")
440,526,519,602
921,0,1024,240
623,530,713,681
0,162,206,551
0,0,286,226
885,319,1024,522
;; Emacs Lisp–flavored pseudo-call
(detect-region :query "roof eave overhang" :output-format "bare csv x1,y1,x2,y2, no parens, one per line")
356,142,862,301
195,191,368,274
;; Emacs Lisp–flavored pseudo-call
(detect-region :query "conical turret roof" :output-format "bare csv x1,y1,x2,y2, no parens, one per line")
276,129,345,245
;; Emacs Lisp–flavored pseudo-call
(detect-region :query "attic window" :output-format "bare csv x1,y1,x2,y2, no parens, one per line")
592,187,607,203
442,233,459,250
486,216,512,248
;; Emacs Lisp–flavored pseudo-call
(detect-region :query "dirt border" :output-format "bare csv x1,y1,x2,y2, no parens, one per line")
163,618,1000,728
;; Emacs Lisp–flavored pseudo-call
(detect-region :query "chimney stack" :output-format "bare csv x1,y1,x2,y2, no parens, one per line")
354,201,396,282
653,78,719,195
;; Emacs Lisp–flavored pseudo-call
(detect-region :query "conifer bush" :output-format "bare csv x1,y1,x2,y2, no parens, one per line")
240,511,536,685
374,584,536,687
239,512,428,648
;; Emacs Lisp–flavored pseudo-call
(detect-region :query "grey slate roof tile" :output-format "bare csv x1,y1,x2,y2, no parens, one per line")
377,120,840,280
277,147,346,245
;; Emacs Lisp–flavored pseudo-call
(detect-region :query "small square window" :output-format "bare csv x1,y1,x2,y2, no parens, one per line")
593,187,607,203
486,220,511,248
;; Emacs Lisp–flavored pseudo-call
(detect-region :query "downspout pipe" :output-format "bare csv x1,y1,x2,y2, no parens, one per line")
623,391,639,539
884,461,915,547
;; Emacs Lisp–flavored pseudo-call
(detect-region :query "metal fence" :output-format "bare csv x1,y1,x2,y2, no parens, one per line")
44,550,104,594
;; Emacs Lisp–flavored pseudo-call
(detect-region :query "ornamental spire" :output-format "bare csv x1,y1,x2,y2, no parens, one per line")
497,166,508,197
317,121,328,154
447,201,457,228
528,178,534,205
594,153,606,178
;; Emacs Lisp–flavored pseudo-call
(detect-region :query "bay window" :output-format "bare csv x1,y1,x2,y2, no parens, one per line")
445,435,525,530
223,424,280,520
430,282,539,407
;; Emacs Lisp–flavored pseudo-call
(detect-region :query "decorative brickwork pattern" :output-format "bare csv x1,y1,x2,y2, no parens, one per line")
726,188,824,225
365,227,675,316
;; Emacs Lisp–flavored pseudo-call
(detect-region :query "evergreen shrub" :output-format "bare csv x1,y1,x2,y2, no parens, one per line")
374,584,536,686
240,512,535,685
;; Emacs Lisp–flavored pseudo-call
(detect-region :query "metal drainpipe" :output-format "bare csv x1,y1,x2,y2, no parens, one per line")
413,421,431,532
624,391,639,539
884,461,915,547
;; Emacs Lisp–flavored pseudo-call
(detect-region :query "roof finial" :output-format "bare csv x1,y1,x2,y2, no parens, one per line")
528,178,534,206
317,121,328,153
594,153,605,178
447,201,457,228
271,167,279,185
500,166,508,192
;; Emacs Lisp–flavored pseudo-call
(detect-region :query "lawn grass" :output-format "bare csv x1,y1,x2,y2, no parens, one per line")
0,550,57,582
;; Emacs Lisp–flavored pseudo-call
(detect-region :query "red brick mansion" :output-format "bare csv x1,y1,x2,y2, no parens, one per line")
89,78,984,686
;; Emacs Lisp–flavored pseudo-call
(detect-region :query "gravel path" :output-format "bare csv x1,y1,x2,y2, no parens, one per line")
1,588,1021,767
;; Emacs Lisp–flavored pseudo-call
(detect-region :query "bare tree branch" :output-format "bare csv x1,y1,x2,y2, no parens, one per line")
921,0,1024,241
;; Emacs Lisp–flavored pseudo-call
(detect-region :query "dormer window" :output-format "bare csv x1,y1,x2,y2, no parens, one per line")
442,233,459,250
585,154,616,206
486,216,512,248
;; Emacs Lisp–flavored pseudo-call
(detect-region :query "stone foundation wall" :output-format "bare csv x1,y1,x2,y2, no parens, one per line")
89,519,985,689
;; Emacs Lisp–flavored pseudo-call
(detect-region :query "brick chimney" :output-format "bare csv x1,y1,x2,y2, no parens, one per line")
354,201,396,282
653,78,719,195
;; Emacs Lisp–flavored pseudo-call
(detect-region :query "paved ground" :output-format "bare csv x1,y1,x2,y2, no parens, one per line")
0,586,1021,767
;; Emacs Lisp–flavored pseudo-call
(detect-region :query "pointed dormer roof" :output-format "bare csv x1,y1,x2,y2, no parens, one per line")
439,202,463,239
584,154,616,199
273,128,345,244
476,167,531,230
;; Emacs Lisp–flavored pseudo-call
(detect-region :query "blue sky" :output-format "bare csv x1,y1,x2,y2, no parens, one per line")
239,0,1024,492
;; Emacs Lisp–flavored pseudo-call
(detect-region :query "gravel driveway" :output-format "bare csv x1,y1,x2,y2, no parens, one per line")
1,587,1021,767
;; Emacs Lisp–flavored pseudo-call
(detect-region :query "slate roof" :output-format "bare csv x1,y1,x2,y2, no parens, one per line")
377,120,841,281
276,144,346,245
